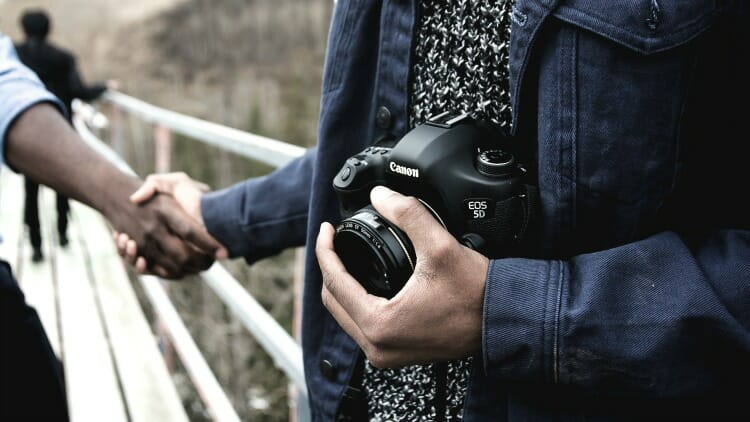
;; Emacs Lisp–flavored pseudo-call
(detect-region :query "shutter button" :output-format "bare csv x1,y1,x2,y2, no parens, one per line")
376,106,392,129
340,166,352,181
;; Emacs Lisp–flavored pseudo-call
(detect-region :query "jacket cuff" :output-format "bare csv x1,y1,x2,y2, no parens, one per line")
200,177,308,264
201,184,253,258
482,258,566,384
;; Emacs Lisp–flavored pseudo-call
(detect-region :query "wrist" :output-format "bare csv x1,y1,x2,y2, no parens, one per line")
95,170,142,225
188,191,206,227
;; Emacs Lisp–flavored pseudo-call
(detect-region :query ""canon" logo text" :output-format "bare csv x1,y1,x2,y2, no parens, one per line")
389,161,420,178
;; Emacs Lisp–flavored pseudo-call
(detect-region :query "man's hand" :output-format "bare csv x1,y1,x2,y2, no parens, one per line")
316,186,489,368
107,192,224,279
130,172,209,224
5,104,224,280
106,79,120,91
113,172,227,274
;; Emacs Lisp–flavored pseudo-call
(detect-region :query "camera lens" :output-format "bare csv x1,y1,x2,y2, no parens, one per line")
333,206,416,298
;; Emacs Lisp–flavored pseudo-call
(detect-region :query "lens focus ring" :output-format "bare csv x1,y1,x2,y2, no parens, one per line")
333,206,416,298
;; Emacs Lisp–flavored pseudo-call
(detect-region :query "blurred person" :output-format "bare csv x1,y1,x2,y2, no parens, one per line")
15,9,116,261
120,1,750,421
0,34,225,421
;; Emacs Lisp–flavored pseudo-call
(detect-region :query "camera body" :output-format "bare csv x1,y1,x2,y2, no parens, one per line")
332,112,536,297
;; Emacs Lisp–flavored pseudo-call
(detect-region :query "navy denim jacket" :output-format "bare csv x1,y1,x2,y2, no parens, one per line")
202,0,750,420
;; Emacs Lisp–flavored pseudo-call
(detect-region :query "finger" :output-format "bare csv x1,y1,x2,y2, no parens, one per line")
369,185,453,256
150,263,172,279
114,233,126,258
179,244,215,274
129,179,160,203
155,221,214,274
321,282,368,347
136,226,188,278
315,222,383,322
130,172,191,203
135,257,148,274
133,196,214,277
125,239,138,264
146,253,183,279
194,181,211,192
159,202,226,259
117,232,130,253
322,283,414,368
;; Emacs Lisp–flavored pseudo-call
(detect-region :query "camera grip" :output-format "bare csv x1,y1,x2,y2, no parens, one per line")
464,184,539,257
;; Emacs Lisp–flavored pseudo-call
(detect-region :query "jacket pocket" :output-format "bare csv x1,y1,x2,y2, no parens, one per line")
543,0,718,247
553,0,716,54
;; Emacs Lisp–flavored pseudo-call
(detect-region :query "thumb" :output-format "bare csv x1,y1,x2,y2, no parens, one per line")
129,180,158,203
130,173,186,203
369,186,451,256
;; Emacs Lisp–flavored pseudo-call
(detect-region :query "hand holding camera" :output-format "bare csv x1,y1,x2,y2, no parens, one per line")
317,112,539,366
316,185,490,367
332,112,537,298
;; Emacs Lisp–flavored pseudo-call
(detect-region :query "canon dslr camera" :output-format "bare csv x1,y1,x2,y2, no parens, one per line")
332,111,537,298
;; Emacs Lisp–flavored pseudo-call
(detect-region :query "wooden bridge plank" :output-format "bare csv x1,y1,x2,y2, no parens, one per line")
74,202,189,422
16,187,62,356
54,202,128,422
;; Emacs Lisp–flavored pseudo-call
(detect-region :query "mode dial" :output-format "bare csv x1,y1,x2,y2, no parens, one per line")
477,149,515,177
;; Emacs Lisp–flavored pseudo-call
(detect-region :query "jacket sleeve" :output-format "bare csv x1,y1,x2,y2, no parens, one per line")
482,228,750,397
200,146,316,264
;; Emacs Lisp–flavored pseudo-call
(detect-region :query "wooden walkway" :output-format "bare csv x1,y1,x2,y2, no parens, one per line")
0,168,189,422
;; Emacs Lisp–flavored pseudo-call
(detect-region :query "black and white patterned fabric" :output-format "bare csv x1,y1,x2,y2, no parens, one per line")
410,0,516,130
363,0,516,420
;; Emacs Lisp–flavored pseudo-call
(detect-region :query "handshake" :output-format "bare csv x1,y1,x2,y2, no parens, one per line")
112,172,225,279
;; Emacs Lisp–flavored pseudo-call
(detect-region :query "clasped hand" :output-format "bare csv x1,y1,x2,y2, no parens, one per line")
112,172,227,279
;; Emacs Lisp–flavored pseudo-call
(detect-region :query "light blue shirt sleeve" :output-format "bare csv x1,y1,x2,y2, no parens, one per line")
0,34,64,166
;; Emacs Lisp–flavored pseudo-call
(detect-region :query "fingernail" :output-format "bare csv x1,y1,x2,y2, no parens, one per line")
370,186,393,203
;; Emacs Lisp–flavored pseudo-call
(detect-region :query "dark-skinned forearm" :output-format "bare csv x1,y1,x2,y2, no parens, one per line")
5,103,222,278
5,103,139,219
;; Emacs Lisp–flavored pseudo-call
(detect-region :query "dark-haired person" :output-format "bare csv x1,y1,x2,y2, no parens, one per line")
15,9,117,261
0,34,224,421
120,1,750,420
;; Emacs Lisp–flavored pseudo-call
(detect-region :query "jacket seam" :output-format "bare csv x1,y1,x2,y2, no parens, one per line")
540,256,550,382
552,260,565,384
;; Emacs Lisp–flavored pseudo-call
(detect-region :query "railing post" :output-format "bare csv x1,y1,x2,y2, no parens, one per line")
153,124,175,372
155,124,172,174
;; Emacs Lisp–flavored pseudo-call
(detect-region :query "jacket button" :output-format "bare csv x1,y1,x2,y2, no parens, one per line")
376,106,392,129
320,359,336,380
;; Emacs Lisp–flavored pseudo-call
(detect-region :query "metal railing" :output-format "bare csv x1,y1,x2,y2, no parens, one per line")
72,96,310,422
103,91,306,168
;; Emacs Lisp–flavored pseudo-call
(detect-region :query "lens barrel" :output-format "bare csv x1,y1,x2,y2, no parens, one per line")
333,206,416,298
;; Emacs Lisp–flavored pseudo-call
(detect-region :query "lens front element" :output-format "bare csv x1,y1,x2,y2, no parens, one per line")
333,206,416,298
